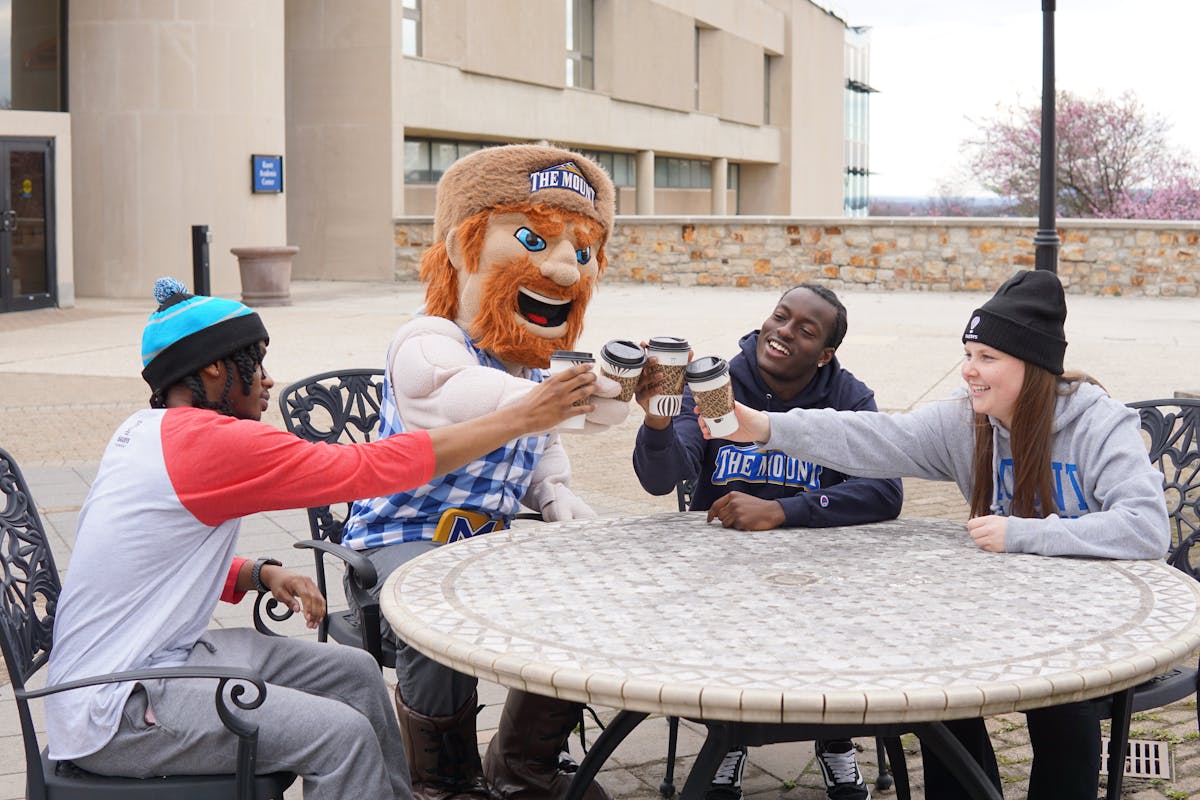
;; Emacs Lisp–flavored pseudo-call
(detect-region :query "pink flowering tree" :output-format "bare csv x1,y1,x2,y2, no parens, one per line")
965,91,1200,220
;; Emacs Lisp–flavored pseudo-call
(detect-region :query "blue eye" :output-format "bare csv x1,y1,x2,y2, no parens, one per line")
575,246,591,265
514,227,546,252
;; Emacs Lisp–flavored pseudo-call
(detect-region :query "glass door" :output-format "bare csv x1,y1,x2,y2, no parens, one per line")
0,138,55,312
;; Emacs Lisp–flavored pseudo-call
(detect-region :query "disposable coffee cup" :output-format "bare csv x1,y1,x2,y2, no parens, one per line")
599,339,647,403
685,356,738,438
548,349,594,430
644,336,690,417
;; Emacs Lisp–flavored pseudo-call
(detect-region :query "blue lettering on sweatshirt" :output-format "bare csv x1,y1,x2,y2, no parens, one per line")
711,444,822,490
994,457,1089,518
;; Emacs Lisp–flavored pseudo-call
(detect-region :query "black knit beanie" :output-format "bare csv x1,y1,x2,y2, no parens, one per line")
962,269,1067,375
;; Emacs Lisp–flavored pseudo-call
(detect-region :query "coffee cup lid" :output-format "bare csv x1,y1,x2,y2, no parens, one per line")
600,339,647,367
550,350,594,363
646,336,690,352
685,356,729,382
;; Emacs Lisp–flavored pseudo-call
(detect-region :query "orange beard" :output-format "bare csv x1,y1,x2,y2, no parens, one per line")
422,202,606,369
469,254,595,367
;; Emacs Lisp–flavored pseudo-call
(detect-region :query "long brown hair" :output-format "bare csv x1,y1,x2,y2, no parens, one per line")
969,367,1102,518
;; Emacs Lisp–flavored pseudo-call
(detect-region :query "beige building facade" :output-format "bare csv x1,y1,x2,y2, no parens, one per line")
0,0,854,306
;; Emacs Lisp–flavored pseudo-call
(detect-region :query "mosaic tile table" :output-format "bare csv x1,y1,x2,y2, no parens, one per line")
381,513,1200,799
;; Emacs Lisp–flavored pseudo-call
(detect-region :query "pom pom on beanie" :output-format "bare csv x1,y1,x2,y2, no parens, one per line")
140,278,269,394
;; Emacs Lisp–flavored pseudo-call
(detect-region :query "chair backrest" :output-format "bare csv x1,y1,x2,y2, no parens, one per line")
277,369,387,547
675,479,695,512
0,447,63,793
1128,399,1200,579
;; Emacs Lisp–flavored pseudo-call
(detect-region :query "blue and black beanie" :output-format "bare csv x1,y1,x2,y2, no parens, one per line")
140,277,269,394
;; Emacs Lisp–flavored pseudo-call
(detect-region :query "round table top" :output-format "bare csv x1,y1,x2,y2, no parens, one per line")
380,513,1200,724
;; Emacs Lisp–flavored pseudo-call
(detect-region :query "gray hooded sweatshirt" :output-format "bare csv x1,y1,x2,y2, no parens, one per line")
763,381,1169,560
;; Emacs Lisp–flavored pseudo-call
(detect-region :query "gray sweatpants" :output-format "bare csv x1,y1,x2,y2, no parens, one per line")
73,628,412,800
350,540,477,716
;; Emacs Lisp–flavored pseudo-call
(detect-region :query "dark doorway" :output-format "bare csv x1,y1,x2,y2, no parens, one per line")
0,137,55,312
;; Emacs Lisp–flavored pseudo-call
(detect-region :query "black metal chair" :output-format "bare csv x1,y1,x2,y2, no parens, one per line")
1095,398,1200,799
275,368,395,667
659,478,903,798
0,446,295,800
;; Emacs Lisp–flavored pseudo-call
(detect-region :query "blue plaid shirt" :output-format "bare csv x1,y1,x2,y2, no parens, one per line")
341,329,549,549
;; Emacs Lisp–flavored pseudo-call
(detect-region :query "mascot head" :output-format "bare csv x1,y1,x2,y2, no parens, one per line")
420,144,615,368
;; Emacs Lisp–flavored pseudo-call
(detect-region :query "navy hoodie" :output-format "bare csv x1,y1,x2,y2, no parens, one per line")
632,331,903,527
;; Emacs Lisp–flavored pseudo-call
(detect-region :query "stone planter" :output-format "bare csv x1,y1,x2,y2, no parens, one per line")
231,245,299,307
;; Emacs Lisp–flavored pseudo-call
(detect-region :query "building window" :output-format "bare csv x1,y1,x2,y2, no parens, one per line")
401,0,421,57
404,140,431,183
843,26,874,217
566,0,594,89
431,141,457,179
405,137,497,184
654,157,712,189
0,0,65,111
694,27,701,110
763,55,774,125
728,163,739,192
578,150,636,187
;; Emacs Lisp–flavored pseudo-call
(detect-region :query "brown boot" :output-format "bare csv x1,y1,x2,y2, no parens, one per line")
394,686,500,799
482,690,612,800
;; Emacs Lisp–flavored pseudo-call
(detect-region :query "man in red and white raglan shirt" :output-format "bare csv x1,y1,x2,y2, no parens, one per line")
44,278,597,800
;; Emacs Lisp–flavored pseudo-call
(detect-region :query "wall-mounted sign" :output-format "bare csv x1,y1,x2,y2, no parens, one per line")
251,154,283,193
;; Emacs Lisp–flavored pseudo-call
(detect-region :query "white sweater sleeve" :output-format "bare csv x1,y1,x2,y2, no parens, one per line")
764,397,974,483
765,390,1169,561
1004,403,1170,560
387,317,535,429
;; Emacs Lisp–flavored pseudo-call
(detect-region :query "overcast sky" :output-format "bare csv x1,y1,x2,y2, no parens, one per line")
821,0,1200,198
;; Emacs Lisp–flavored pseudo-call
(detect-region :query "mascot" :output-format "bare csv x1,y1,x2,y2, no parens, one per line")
341,145,626,800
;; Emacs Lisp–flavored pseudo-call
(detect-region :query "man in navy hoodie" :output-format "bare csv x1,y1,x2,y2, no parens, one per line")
632,283,902,800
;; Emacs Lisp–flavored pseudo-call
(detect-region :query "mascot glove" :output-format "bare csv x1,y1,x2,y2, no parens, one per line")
539,483,597,522
579,373,630,433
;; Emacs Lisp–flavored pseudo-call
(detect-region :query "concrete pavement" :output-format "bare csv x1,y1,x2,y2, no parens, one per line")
1,279,1198,798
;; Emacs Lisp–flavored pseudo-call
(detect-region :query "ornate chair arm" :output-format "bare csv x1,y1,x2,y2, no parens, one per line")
294,540,387,663
21,665,269,798
20,666,268,732
294,539,378,588
253,588,296,636
21,664,261,698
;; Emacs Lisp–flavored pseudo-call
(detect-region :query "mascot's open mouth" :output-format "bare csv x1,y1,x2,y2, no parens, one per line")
517,287,572,328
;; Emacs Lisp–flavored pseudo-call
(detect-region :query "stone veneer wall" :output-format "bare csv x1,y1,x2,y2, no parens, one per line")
394,216,1200,296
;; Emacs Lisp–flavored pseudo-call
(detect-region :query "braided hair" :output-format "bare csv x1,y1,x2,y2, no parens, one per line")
149,342,264,413
178,343,263,414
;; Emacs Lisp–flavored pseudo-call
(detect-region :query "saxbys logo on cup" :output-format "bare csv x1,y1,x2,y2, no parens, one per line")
685,356,738,438
599,340,647,403
548,350,595,430
644,336,690,417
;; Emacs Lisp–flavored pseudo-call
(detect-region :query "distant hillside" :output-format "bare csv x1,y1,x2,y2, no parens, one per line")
869,196,1015,217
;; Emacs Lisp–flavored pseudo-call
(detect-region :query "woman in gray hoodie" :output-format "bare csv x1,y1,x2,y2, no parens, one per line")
701,269,1170,800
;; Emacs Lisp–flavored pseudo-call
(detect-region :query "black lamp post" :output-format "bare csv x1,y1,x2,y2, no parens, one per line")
1034,0,1059,272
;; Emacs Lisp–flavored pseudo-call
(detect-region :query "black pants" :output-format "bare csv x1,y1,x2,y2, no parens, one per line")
920,701,1101,799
